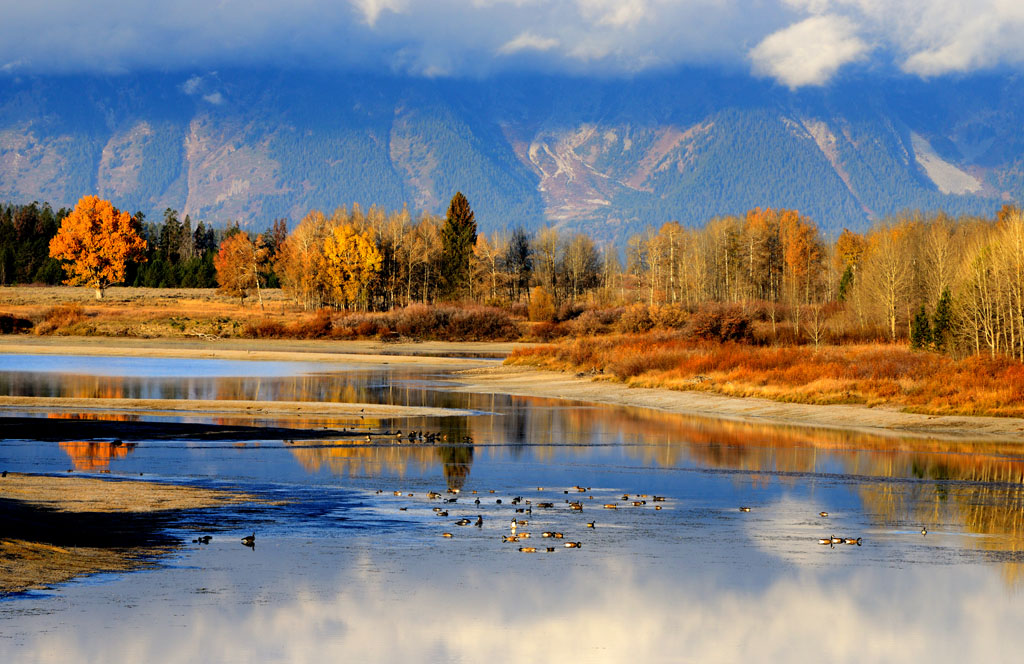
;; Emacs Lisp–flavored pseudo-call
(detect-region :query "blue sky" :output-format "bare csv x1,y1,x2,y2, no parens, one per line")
2,1,1024,87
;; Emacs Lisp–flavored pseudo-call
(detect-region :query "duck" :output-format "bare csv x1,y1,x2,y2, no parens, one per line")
564,542,582,548
586,521,596,528
442,532,454,538
921,526,928,536
510,518,518,533
830,535,843,544
474,498,481,505
455,518,471,526
654,506,662,510
437,510,449,517
546,547,556,553
603,504,618,509
552,532,564,539
502,535,519,542
739,506,751,512
519,547,537,553
541,532,553,538
632,501,646,506
474,515,483,527
819,511,829,518
241,532,255,546
844,538,862,546
817,538,833,546
653,496,666,502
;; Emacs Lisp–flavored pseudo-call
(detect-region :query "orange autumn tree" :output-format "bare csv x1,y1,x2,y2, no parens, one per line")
48,195,147,299
214,232,269,308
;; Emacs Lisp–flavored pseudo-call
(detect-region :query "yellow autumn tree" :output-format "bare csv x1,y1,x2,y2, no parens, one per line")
323,223,382,310
48,195,147,299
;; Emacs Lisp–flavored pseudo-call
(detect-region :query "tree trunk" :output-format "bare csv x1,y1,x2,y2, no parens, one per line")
95,287,104,300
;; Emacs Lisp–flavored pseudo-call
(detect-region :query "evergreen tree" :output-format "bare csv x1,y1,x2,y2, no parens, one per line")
932,287,953,352
910,304,932,350
837,264,854,302
503,226,533,301
439,192,477,300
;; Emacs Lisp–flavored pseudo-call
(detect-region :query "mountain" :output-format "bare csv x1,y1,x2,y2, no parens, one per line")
0,69,1018,242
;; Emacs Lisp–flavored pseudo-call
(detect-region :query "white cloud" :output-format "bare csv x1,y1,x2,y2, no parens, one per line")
349,0,407,27
181,75,202,95
202,91,225,104
1,1,1024,82
497,32,559,55
749,15,868,88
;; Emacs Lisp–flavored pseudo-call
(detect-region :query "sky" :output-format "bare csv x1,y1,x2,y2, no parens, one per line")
2,0,1024,88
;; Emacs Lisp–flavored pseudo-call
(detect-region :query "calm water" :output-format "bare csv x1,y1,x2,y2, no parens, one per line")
3,355,1024,663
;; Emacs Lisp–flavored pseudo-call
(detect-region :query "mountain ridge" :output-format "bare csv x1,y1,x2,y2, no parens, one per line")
0,69,1017,241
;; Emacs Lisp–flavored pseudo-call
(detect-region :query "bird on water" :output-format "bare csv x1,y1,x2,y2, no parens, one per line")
241,532,255,547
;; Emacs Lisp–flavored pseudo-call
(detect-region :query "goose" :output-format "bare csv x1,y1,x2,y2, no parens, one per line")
586,521,595,528
241,533,255,546
603,504,618,509
652,496,666,502
921,526,928,536
564,542,582,548
655,506,662,510
830,535,843,544
519,547,537,553
502,535,519,542
844,538,862,545
542,532,553,538
552,532,564,539
546,547,556,553
817,538,833,546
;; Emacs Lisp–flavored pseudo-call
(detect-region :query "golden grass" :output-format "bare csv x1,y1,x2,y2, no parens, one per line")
507,333,1024,418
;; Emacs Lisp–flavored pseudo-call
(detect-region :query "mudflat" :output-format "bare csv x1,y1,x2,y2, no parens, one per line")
0,473,262,594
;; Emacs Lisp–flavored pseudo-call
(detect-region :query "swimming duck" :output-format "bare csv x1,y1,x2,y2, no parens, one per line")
569,502,583,511
399,507,408,511
830,535,843,544
818,538,833,546
537,502,554,508
653,496,666,502
564,542,582,548
603,504,618,509
586,521,595,528
519,547,537,553
655,506,662,510
552,532,564,539
546,547,556,553
455,518,471,526
739,506,751,512
437,510,448,517
632,501,646,506
502,535,519,543
427,491,441,499
241,532,255,546
621,494,630,500
442,532,454,538
921,526,928,536
844,538,862,546
542,532,553,538
510,518,517,533
819,511,829,518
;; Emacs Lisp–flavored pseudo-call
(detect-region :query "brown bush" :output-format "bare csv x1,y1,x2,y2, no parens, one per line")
528,286,556,322
0,313,33,334
687,305,752,343
531,321,568,341
617,304,654,333
243,319,287,338
650,304,689,330
35,302,87,335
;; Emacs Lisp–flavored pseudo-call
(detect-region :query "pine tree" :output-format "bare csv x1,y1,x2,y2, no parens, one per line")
910,304,932,350
932,287,953,352
837,264,854,302
439,192,477,300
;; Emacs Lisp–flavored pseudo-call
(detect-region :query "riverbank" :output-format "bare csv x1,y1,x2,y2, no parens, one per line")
0,473,263,594
5,336,1024,443
454,365,1024,443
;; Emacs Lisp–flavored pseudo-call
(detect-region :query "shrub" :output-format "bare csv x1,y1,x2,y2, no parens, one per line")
35,302,87,335
528,286,556,322
532,321,568,341
617,304,654,333
650,304,689,330
688,305,752,343
0,313,33,334
242,319,287,338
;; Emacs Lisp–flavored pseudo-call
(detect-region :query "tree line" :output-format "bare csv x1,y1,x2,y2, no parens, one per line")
14,193,1024,360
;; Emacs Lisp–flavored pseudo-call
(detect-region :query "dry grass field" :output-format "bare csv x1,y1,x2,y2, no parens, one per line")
0,285,302,338
508,332,1024,418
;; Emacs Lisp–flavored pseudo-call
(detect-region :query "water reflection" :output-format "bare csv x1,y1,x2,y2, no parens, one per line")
5,539,1023,664
59,440,137,471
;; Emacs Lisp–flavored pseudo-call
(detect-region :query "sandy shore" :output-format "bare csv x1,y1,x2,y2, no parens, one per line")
453,365,1024,443
0,336,523,366
0,395,475,419
0,473,263,594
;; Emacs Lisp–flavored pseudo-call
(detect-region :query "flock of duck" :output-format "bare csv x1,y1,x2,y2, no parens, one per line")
373,483,674,554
